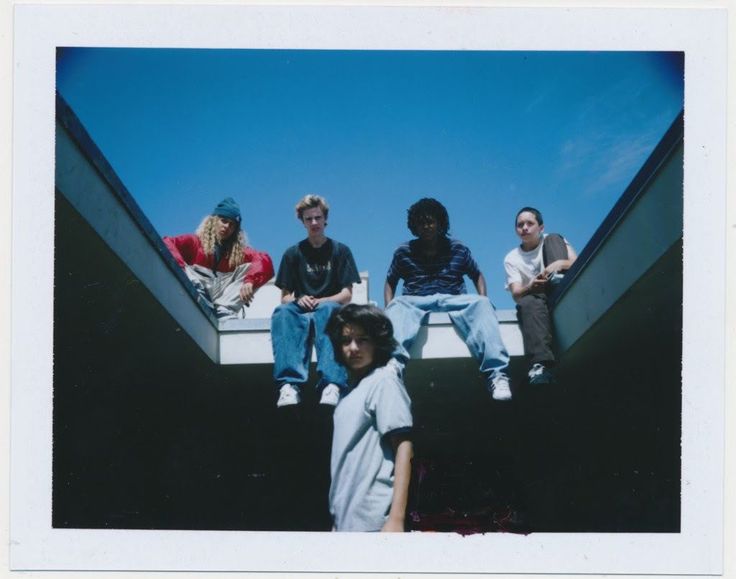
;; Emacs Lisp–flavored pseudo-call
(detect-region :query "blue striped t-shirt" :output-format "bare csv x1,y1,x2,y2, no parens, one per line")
386,238,480,296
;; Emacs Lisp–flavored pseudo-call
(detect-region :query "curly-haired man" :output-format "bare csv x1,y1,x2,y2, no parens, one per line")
384,198,512,401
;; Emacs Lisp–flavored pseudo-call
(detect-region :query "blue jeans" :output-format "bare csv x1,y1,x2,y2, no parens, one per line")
270,301,347,391
384,293,510,379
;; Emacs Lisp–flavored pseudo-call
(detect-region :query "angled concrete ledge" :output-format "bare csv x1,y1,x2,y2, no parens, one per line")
56,93,221,362
551,110,684,355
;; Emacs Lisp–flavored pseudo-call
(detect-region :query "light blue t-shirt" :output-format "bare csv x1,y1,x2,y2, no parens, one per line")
329,365,413,532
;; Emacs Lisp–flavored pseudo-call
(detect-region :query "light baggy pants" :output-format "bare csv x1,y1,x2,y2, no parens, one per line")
184,263,250,320
385,293,510,380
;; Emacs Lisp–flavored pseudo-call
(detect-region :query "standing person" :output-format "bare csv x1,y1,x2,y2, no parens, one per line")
163,197,274,320
326,304,413,532
271,195,361,408
504,207,577,384
384,198,512,401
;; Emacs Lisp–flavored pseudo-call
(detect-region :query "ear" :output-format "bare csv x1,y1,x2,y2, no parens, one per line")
539,223,545,235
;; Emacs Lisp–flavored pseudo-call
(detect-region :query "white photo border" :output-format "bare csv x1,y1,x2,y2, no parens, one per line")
10,3,728,575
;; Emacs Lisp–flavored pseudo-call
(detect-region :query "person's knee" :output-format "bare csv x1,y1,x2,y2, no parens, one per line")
459,293,492,312
272,301,300,319
385,296,416,317
543,233,568,259
517,294,549,317
389,295,413,308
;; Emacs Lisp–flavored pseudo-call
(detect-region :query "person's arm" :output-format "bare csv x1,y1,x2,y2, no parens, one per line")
314,286,353,306
280,288,297,305
384,280,397,306
509,276,548,302
472,272,488,297
238,248,275,306
381,434,413,532
162,234,197,268
242,247,275,289
290,286,353,311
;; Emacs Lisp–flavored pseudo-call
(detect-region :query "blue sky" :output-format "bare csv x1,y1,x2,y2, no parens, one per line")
56,49,683,308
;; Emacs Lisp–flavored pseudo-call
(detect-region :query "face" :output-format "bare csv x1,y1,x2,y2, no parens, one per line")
339,323,375,375
215,216,237,241
301,206,327,238
515,211,544,245
415,214,439,243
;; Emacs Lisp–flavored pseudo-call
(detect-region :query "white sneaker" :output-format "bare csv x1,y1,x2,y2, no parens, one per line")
489,374,512,401
528,363,555,385
319,383,341,406
276,384,301,407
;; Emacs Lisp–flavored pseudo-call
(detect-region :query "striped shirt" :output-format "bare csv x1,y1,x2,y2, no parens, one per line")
386,238,480,296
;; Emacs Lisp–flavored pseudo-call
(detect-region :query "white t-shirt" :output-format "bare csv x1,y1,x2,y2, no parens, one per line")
504,237,544,291
329,365,413,532
504,234,572,291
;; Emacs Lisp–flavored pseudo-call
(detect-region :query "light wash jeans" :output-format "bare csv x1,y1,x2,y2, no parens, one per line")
385,293,510,380
270,301,347,392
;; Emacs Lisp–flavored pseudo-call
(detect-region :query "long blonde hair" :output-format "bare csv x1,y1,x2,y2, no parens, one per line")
195,215,249,268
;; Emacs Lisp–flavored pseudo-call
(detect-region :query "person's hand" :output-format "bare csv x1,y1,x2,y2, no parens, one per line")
240,282,255,305
528,273,548,294
381,517,405,532
297,295,318,311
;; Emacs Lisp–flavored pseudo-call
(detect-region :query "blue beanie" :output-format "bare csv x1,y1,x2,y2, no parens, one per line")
212,197,241,223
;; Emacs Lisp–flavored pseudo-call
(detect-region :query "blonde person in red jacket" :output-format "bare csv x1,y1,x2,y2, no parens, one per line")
163,197,274,320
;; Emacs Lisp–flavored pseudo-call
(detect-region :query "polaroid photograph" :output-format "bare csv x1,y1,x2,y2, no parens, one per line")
9,2,728,575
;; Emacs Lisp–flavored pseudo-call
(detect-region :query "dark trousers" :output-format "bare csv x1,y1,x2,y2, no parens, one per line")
516,234,568,365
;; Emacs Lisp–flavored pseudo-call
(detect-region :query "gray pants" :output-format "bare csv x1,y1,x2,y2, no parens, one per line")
184,263,251,320
516,233,567,365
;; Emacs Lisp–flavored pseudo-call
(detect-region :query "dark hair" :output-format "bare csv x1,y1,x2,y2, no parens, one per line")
407,198,450,237
326,304,397,369
515,206,544,227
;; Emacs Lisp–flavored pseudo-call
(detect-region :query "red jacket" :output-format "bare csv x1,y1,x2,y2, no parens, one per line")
163,234,274,289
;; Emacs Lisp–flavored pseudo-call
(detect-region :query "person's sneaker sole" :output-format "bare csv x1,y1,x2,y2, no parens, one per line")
529,372,556,385
492,388,512,401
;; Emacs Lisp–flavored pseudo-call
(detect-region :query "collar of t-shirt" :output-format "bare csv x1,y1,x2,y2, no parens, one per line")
299,238,334,264
409,237,452,263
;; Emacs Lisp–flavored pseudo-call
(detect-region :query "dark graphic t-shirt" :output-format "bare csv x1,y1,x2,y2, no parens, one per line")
275,238,360,298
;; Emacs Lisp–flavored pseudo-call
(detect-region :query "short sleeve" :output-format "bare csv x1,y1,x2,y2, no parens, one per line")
336,244,361,287
385,248,403,287
504,254,522,290
366,368,413,438
461,245,480,282
274,247,296,291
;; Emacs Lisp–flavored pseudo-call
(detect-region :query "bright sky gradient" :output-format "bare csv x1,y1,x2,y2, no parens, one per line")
56,49,684,308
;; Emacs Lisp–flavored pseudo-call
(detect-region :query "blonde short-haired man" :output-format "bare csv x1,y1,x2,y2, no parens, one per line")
271,195,361,408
